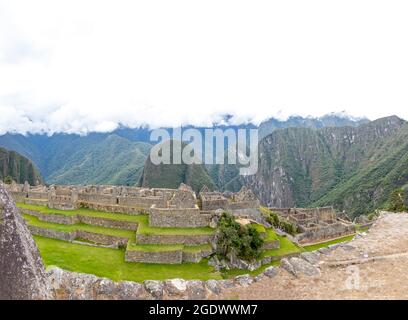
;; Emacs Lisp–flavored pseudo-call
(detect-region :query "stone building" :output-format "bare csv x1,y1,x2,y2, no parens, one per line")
270,207,355,244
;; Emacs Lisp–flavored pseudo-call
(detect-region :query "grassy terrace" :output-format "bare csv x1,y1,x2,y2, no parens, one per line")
262,234,304,258
303,234,355,252
19,202,361,281
35,236,222,282
18,203,215,236
23,214,135,239
17,202,143,222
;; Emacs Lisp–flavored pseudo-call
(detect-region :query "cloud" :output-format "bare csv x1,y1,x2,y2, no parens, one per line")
0,0,408,135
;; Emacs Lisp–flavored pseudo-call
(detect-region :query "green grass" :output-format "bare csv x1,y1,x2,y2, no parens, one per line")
264,228,279,242
183,244,212,253
262,235,304,257
34,236,222,282
303,234,355,252
303,235,354,251
23,214,135,239
251,223,266,234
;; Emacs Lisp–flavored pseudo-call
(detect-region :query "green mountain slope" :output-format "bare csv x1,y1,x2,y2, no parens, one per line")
245,116,408,216
0,147,43,185
313,122,408,217
48,135,151,186
138,140,215,193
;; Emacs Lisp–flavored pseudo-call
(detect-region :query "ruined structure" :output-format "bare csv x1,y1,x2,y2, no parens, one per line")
270,207,355,244
4,181,355,266
6,182,264,226
0,182,51,299
199,186,264,224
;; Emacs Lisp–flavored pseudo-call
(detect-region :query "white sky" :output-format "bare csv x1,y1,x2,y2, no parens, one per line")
0,0,407,135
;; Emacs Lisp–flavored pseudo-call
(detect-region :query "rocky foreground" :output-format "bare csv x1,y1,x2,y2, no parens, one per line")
217,212,408,300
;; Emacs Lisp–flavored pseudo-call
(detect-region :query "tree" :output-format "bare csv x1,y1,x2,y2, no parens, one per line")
216,212,264,261
3,176,13,184
388,188,407,212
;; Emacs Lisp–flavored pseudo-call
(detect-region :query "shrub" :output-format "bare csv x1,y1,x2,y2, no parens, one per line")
261,207,298,235
216,212,264,261
388,188,407,212
3,176,13,184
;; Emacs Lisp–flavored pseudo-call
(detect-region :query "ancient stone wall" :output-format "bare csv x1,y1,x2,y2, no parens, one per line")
79,201,148,215
28,225,75,242
76,231,128,247
149,207,211,228
28,225,129,247
9,191,27,202
136,233,215,245
77,215,138,230
125,249,183,264
24,198,49,206
28,191,49,200
21,208,139,230
296,223,355,244
21,208,78,225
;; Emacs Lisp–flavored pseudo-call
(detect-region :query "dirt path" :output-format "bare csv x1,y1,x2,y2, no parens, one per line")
218,212,408,300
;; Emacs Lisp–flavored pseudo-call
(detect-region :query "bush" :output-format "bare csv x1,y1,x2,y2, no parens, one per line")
3,176,13,184
216,212,264,261
261,208,298,235
388,188,407,212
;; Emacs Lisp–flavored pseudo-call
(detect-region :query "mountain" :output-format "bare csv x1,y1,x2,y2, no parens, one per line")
0,147,43,185
138,140,215,193
47,135,151,185
0,113,362,186
0,133,151,186
258,112,369,140
206,113,369,191
245,116,408,217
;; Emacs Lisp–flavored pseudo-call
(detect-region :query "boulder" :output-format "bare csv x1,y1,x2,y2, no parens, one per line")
205,280,222,295
164,278,187,297
263,266,278,278
95,278,118,300
254,274,265,282
317,247,332,255
186,280,207,299
0,183,51,299
300,251,321,266
281,258,296,276
285,257,321,277
261,256,272,265
234,274,253,287
144,280,164,299
117,281,149,300
217,279,235,289
340,244,356,251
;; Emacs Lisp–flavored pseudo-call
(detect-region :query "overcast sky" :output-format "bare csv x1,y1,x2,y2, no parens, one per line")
0,0,407,135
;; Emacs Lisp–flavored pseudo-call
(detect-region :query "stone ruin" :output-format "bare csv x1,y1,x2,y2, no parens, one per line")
270,207,356,244
199,186,264,224
4,181,264,229
4,180,356,245
0,182,51,299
